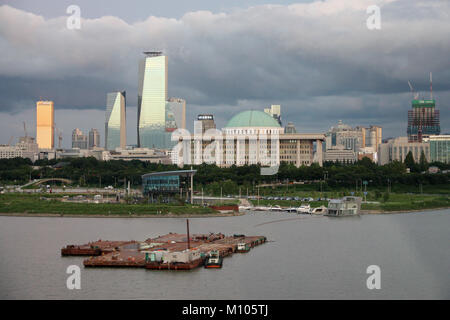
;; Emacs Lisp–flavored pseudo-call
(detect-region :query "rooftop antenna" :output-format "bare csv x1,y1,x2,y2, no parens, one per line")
430,72,433,100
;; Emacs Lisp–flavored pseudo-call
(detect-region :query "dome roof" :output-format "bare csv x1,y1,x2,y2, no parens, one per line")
225,110,281,128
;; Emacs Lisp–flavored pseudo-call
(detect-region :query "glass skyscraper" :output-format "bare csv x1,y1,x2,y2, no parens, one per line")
137,52,171,149
105,91,126,150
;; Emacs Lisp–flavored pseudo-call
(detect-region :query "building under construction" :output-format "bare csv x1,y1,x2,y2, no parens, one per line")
407,99,440,142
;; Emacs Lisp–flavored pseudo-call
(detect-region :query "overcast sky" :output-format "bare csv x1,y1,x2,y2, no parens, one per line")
0,0,449,148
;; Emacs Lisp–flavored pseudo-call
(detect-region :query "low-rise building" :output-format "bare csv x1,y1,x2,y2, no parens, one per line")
172,110,324,168
378,136,430,165
105,147,171,163
324,145,357,163
0,136,39,160
426,135,450,163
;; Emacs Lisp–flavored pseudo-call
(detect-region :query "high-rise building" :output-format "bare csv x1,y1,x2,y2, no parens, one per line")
167,98,186,130
407,99,440,142
88,128,100,149
36,100,54,149
196,114,216,134
264,105,282,126
72,128,88,149
105,91,126,150
362,125,382,152
138,51,169,149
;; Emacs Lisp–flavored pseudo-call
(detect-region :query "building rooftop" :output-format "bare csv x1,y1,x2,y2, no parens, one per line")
142,170,197,178
225,110,281,128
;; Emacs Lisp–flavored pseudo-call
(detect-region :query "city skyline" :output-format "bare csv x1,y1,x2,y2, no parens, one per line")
0,0,449,148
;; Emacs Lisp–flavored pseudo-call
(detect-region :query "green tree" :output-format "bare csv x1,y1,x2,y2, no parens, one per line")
419,150,429,172
404,151,415,170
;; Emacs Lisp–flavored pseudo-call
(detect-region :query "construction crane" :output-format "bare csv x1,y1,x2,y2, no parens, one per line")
408,81,419,100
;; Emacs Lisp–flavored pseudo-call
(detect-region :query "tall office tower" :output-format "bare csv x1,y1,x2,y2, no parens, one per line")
36,100,55,149
88,128,100,149
138,51,169,149
363,126,382,152
407,99,440,142
264,104,282,126
197,114,216,133
105,91,126,150
167,97,186,130
72,128,88,149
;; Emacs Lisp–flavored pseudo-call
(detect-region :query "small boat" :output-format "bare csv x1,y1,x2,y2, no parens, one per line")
254,206,270,211
310,206,327,215
285,207,298,213
236,242,250,253
269,205,283,212
204,250,223,268
296,204,311,214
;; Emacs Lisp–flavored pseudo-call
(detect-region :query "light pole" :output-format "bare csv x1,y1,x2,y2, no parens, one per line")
258,186,260,206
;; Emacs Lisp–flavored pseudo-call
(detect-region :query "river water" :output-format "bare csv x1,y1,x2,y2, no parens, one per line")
0,210,449,299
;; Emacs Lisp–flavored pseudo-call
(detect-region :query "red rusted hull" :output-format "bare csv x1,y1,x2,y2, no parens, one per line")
145,258,204,270
61,248,101,256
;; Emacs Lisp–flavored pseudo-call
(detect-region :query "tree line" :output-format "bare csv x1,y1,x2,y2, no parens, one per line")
0,155,449,192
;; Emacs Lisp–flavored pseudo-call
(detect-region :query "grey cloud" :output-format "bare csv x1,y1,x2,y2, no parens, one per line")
0,0,449,145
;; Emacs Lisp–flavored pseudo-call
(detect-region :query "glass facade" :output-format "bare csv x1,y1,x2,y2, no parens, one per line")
429,136,450,163
166,98,186,130
105,91,126,150
138,53,172,149
143,175,180,194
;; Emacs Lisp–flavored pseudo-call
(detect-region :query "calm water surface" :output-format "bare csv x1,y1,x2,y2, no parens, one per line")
0,210,449,299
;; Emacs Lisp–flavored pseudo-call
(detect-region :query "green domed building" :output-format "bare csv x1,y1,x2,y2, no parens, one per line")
225,110,281,129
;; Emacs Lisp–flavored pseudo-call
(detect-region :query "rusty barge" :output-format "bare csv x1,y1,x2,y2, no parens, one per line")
61,221,266,271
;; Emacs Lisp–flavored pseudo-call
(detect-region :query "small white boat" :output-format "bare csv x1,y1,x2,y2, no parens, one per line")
296,204,311,214
310,206,327,215
270,205,283,212
254,206,271,211
238,206,252,211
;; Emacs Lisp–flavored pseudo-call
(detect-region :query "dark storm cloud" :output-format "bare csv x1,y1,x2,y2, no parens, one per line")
0,0,449,142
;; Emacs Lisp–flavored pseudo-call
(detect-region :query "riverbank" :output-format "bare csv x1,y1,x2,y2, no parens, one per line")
0,193,224,216
361,206,450,215
0,211,244,218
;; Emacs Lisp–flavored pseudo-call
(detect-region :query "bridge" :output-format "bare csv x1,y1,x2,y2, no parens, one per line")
22,178,73,188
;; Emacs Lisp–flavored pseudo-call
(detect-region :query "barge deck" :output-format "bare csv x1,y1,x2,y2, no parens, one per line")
62,232,267,271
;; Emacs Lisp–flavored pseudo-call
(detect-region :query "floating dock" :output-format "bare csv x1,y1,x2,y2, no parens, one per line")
62,232,267,271
61,240,137,256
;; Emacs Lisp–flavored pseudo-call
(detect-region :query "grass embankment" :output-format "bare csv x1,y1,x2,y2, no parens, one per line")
250,199,328,208
360,193,450,212
250,193,450,212
0,194,216,216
